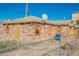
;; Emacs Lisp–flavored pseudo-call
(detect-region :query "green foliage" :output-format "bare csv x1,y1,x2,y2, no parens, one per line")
0,40,18,54
0,41,8,49
0,40,17,49
76,20,79,25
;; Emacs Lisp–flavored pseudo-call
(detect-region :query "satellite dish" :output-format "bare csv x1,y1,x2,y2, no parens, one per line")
42,14,48,20
64,16,66,20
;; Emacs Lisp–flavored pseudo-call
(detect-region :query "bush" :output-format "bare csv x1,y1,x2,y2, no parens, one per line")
0,40,18,49
75,20,79,25
0,41,8,49
0,40,18,54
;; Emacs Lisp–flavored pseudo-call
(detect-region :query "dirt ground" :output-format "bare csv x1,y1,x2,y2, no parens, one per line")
0,38,79,56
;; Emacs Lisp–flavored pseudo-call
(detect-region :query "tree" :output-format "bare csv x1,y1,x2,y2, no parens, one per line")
75,20,79,25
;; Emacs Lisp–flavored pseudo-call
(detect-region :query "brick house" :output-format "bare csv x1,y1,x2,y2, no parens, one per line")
2,11,79,44
2,16,75,44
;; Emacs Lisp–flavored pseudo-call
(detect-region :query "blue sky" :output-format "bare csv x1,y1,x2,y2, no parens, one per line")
28,3,79,20
0,3,79,22
0,3,26,22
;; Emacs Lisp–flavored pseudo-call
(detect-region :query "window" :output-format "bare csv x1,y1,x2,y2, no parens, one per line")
7,26,9,29
35,29,40,35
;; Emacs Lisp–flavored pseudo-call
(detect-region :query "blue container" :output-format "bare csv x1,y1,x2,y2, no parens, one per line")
55,33,61,41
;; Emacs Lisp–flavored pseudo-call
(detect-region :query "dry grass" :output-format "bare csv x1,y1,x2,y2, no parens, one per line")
0,40,18,54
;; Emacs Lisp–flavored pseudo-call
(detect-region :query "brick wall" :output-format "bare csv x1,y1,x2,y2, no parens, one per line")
2,23,77,44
